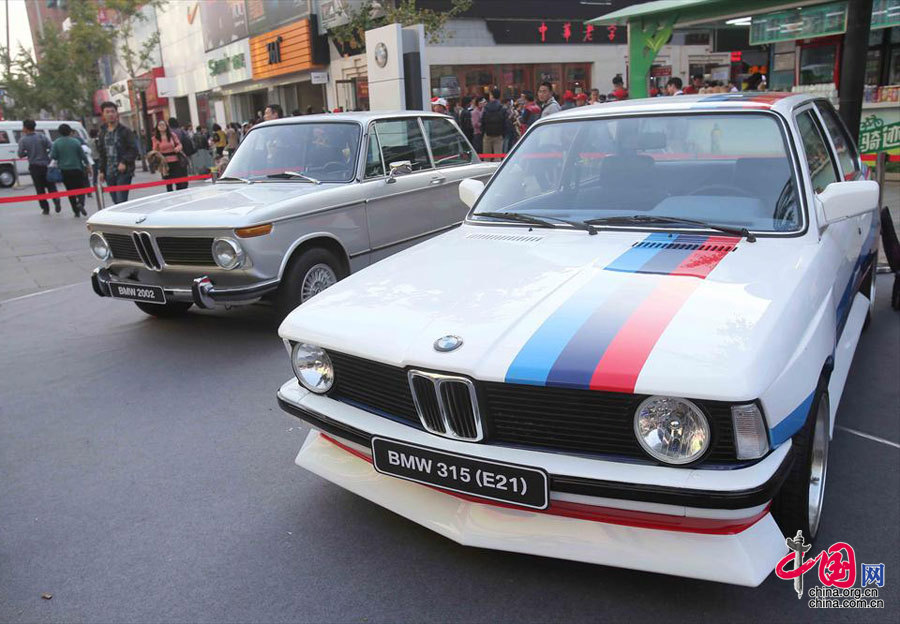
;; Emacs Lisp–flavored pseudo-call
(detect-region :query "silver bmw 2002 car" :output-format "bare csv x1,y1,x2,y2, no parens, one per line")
86,112,495,317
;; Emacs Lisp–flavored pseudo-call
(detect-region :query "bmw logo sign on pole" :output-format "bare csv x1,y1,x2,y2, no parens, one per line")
434,335,463,352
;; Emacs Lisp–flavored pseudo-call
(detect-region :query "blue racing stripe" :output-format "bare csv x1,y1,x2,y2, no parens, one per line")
604,232,672,273
504,274,619,386
545,278,656,389
770,391,815,447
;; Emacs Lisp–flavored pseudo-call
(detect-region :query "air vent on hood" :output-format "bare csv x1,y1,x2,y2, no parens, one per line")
631,240,737,252
465,233,544,243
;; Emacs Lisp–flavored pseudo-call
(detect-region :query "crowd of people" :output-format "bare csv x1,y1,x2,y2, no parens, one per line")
431,72,759,154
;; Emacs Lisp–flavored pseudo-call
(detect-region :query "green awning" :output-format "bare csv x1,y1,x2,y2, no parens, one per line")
586,0,721,25
585,0,828,26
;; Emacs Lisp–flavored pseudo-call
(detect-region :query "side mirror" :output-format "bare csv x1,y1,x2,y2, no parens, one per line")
386,160,412,183
818,180,879,225
458,178,485,209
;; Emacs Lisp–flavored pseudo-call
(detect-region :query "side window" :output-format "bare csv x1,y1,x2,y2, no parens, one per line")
815,103,860,181
373,118,431,172
13,130,23,143
48,130,60,141
796,110,839,193
365,129,385,178
422,117,475,168
0,131,9,144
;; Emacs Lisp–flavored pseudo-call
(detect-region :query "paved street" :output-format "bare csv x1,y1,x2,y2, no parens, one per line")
0,180,898,623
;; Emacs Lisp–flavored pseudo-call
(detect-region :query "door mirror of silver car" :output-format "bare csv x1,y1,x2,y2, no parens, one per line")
817,180,879,226
458,178,485,209
386,160,413,183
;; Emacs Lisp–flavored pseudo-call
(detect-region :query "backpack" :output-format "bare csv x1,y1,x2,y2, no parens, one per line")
482,104,505,137
177,129,196,156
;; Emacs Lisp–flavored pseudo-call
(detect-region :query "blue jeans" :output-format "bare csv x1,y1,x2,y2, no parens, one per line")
107,171,133,204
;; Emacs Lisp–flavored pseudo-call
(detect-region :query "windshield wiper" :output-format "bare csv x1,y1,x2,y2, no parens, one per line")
584,214,755,242
475,211,597,235
266,171,321,184
217,175,253,184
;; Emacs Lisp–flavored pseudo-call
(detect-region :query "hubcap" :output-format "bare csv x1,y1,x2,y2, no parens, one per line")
300,263,337,302
807,396,829,537
0,170,14,186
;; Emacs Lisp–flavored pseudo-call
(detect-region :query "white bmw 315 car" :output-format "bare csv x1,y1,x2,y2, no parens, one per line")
276,93,879,586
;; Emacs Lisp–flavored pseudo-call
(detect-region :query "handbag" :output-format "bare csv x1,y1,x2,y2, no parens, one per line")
47,163,63,184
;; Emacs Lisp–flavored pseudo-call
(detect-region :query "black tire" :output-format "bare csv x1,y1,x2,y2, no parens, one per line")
134,301,193,317
276,247,345,318
772,390,830,543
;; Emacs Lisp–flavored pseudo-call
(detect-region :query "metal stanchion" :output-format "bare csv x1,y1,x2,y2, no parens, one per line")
95,181,105,211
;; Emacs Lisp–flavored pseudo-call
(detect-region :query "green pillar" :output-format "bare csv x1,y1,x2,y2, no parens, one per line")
627,16,675,99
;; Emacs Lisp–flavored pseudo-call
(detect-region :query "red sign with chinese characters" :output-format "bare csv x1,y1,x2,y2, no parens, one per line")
486,20,626,45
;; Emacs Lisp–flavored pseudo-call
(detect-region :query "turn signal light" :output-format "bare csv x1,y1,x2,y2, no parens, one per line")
235,223,273,238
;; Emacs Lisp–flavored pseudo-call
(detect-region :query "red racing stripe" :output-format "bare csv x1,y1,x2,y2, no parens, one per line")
589,236,738,392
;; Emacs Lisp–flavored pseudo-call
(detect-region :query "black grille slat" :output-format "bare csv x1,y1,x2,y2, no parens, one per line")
103,233,141,262
156,237,215,266
412,376,445,433
440,381,476,438
326,351,739,463
132,232,161,269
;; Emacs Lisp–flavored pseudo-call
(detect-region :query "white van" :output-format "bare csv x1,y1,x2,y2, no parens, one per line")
0,120,90,187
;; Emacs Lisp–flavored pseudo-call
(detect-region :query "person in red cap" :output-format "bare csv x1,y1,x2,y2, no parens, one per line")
561,90,576,110
431,97,448,115
575,93,588,107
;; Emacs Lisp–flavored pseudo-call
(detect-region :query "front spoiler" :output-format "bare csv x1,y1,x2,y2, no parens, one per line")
296,429,788,586
91,267,278,307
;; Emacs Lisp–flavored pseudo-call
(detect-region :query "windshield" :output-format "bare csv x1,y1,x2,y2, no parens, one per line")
223,122,361,182
473,113,801,232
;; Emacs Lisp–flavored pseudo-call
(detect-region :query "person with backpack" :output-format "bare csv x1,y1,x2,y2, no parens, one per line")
480,88,508,162
50,124,91,217
169,117,196,165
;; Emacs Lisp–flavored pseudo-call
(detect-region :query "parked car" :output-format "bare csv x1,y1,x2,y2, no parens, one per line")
276,93,879,586
0,120,90,187
86,112,495,317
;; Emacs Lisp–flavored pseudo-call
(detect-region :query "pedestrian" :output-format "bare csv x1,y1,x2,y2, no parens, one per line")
611,75,629,100
151,119,188,192
575,93,588,107
665,77,684,95
96,101,138,205
49,124,90,217
519,91,542,129
589,88,602,105
503,98,519,153
458,95,474,145
264,103,283,120
561,90,576,110
226,123,239,156
480,88,508,162
211,123,226,157
169,117,196,171
682,74,704,95
537,82,561,118
16,119,62,215
471,96,485,154
431,97,448,115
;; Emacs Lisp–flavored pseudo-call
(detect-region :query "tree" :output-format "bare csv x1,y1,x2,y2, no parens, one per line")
329,0,472,55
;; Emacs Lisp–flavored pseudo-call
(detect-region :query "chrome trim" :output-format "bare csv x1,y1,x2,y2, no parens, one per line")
89,232,111,261
212,237,245,270
407,369,484,442
131,231,163,271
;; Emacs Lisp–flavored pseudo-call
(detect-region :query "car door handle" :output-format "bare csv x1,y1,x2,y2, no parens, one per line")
429,176,446,185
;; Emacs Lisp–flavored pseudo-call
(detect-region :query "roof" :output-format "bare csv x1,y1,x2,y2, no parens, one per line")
534,92,812,122
255,110,450,128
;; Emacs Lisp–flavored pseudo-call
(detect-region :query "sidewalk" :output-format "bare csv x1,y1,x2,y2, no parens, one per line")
0,169,200,302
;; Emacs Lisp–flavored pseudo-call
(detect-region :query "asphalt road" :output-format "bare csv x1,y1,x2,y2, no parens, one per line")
0,273,897,623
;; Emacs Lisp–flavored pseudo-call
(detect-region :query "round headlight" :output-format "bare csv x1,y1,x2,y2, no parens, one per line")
89,232,110,261
291,343,334,394
634,396,710,465
212,238,244,270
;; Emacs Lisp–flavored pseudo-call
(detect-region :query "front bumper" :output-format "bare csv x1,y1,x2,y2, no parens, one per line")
91,267,279,308
296,429,787,586
278,379,792,585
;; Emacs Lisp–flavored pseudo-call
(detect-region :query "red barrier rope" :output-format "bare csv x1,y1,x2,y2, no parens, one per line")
103,173,211,192
1,173,213,205
0,186,95,204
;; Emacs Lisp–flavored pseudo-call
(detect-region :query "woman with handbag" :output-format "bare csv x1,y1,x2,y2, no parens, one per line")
151,119,188,191
49,124,90,217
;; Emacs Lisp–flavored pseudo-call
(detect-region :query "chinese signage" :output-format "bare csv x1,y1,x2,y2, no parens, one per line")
872,0,900,29
486,20,626,45
250,18,324,80
859,113,900,154
200,0,248,52
205,39,252,87
750,2,847,45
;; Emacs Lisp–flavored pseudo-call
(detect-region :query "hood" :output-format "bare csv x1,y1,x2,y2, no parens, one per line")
281,224,820,401
86,181,345,229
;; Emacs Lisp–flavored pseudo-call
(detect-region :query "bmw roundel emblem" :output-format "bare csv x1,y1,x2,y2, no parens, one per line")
434,335,462,352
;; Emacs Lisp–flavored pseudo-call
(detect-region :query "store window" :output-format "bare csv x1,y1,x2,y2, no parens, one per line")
374,119,431,172
0,131,8,144
422,117,475,168
799,44,837,85
815,103,860,181
796,110,839,193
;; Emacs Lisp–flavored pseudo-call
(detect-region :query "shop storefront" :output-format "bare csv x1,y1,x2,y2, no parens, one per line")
431,62,594,101
139,67,169,129
205,38,255,124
